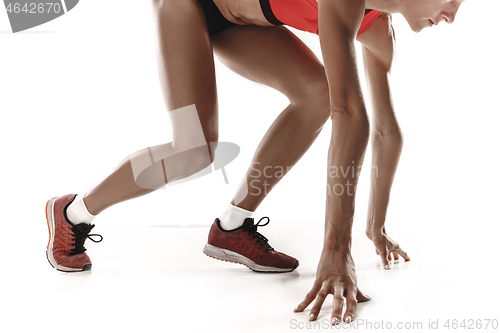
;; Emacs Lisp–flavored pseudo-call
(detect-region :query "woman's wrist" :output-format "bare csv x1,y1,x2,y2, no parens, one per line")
324,229,352,253
320,245,352,259
365,221,384,240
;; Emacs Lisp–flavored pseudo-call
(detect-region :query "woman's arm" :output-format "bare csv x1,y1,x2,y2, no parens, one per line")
295,0,371,324
358,13,410,267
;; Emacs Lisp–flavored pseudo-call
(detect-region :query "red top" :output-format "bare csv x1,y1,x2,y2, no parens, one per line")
267,0,382,35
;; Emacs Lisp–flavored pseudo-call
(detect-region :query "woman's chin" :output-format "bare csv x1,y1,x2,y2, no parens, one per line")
410,22,426,33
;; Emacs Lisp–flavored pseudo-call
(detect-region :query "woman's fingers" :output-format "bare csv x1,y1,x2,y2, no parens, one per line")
330,284,345,324
372,233,409,267
396,246,411,261
296,283,368,325
294,282,321,313
342,289,358,323
356,289,371,302
378,246,390,269
308,286,330,321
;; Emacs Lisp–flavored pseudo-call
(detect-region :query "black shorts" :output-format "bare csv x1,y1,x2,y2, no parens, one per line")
196,0,283,37
196,0,238,36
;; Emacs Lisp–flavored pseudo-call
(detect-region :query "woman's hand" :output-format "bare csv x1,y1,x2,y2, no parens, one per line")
294,249,370,324
367,226,410,269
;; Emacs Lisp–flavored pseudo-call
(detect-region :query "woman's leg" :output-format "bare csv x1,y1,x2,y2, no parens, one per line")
211,25,331,211
202,25,330,272
83,0,218,216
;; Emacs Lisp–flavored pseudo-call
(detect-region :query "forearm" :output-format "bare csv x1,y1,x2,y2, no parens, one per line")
318,0,369,251
366,129,402,235
324,112,370,251
362,41,402,235
295,1,372,321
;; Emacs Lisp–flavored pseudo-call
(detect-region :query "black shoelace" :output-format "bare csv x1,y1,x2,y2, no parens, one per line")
243,217,274,251
70,223,103,255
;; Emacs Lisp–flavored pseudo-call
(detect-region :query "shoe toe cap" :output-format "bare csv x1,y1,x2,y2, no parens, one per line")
263,250,299,270
57,253,92,270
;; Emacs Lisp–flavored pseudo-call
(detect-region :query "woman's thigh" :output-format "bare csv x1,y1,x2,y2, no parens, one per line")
211,24,329,104
152,0,218,144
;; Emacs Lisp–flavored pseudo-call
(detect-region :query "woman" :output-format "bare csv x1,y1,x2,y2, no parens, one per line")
45,0,464,324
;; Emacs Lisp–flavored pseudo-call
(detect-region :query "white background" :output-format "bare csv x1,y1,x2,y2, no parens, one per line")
1,1,499,332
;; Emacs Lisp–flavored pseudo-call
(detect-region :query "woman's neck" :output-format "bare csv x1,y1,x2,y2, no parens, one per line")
365,0,404,13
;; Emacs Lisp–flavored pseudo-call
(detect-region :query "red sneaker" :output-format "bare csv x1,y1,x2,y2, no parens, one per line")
203,217,299,272
45,194,102,272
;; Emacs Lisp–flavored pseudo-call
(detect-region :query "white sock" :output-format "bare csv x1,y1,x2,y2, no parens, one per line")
219,204,254,230
66,194,96,225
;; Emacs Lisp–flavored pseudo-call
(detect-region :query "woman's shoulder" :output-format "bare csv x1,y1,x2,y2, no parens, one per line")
358,12,394,44
357,12,395,71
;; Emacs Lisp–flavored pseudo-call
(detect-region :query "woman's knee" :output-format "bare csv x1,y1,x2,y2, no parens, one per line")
289,77,331,124
134,141,217,190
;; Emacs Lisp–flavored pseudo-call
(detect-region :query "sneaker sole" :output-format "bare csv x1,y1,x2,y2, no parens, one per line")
203,243,298,273
45,197,91,272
